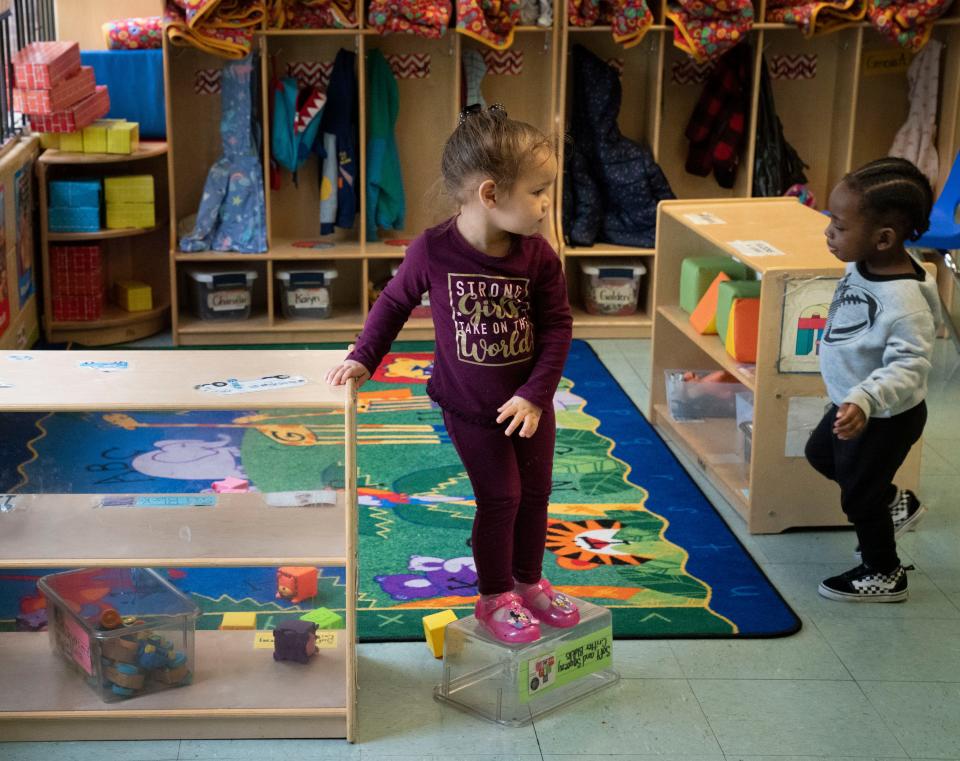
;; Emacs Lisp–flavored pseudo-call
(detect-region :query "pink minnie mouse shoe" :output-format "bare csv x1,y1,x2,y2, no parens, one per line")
517,578,580,628
474,591,541,644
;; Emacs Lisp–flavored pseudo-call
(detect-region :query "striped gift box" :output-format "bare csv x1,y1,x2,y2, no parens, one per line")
27,86,110,133
12,41,81,90
13,66,96,114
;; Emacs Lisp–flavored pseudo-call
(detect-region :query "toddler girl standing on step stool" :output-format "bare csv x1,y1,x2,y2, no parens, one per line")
326,105,577,643
809,157,939,603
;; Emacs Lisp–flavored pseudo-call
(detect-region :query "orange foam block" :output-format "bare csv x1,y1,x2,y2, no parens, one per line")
724,298,760,363
689,272,731,335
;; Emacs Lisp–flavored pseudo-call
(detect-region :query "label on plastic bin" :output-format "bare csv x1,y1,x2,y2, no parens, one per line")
288,287,329,310
62,614,94,675
519,624,612,704
208,289,250,311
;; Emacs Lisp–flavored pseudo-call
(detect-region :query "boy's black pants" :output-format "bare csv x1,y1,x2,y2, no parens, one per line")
805,401,927,572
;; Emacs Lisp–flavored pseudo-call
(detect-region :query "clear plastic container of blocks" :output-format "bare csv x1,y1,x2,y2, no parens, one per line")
434,597,619,726
38,567,200,703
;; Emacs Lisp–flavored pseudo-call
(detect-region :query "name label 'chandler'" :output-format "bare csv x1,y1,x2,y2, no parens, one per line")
449,273,534,366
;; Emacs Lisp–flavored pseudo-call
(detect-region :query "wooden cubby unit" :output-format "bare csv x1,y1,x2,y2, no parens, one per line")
0,349,358,740
649,198,923,533
161,1,960,345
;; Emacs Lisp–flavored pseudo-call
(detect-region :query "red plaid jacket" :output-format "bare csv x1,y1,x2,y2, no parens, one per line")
684,43,752,189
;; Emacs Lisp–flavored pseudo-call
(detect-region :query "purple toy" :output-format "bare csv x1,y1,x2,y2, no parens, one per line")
273,620,318,664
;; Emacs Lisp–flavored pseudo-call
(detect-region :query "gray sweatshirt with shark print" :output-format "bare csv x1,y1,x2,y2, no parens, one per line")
819,257,940,419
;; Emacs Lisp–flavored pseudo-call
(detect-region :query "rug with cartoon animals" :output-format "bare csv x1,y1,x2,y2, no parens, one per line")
0,341,799,639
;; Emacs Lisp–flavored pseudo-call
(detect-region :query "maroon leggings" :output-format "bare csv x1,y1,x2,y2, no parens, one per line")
442,407,556,595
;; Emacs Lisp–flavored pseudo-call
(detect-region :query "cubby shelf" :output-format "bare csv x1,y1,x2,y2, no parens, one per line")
164,3,960,346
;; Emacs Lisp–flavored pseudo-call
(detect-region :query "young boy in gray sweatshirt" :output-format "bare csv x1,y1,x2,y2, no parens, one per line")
807,157,940,603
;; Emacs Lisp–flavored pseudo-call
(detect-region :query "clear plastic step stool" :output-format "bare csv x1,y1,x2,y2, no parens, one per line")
434,597,619,726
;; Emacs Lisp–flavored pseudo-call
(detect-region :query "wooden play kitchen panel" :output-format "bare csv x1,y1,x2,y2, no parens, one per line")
0,349,359,741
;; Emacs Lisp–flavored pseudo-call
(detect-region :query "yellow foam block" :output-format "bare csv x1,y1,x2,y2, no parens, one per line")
82,122,108,153
689,272,730,335
106,202,155,229
220,612,257,630
59,130,83,152
423,609,458,658
724,297,761,363
115,280,153,312
40,132,59,150
107,121,139,154
105,174,154,204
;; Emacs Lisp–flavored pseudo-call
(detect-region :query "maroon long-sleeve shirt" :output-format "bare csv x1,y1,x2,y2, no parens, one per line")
348,217,573,425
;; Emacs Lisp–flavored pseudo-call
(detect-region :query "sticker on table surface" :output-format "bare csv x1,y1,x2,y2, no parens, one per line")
99,495,217,508
519,624,612,704
728,240,785,258
195,374,308,395
684,212,726,225
265,490,336,507
79,360,131,372
0,494,17,513
0,379,12,388
255,630,338,649
6,354,33,361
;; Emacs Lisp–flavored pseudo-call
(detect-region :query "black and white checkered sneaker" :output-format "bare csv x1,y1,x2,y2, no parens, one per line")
819,563,908,603
854,489,926,559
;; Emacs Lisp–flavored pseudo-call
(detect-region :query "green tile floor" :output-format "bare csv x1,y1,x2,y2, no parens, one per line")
3,338,959,761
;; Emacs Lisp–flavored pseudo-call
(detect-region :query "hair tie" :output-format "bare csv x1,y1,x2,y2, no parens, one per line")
458,103,509,125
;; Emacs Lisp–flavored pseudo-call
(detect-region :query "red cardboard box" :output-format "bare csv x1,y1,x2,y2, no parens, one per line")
27,86,110,133
52,291,104,321
12,41,81,90
14,66,96,115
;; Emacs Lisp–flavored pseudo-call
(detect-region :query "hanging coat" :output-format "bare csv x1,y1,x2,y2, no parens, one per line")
889,39,943,188
180,54,267,253
271,76,326,181
562,44,675,248
752,54,808,198
317,48,359,235
366,48,406,240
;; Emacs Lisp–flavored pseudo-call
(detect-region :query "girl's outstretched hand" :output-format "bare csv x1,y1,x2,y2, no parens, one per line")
833,402,866,440
496,396,542,437
325,359,371,387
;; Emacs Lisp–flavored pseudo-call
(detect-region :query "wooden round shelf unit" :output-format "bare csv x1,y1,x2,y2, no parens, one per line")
38,141,171,346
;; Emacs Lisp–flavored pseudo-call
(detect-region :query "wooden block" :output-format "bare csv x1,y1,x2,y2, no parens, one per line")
689,272,730,334
58,130,83,152
422,609,457,659
724,297,761,363
679,255,751,313
716,279,761,341
220,612,257,630
115,280,153,312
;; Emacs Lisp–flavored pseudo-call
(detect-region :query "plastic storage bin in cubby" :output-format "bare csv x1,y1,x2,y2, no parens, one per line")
736,391,754,462
276,268,337,320
38,567,199,703
186,269,258,321
579,261,646,316
664,369,749,422
434,598,618,726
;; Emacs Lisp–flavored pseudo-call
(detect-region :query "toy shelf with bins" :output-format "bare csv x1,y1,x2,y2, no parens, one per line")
649,198,922,533
38,142,171,346
0,349,358,741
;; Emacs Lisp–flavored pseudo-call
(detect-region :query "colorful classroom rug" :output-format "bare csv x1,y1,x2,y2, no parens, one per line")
0,340,800,640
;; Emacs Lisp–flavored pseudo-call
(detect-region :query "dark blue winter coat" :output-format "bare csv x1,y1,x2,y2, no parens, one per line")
563,44,674,248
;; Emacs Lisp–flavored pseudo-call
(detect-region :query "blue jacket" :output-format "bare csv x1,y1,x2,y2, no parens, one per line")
318,49,358,234
563,45,674,248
